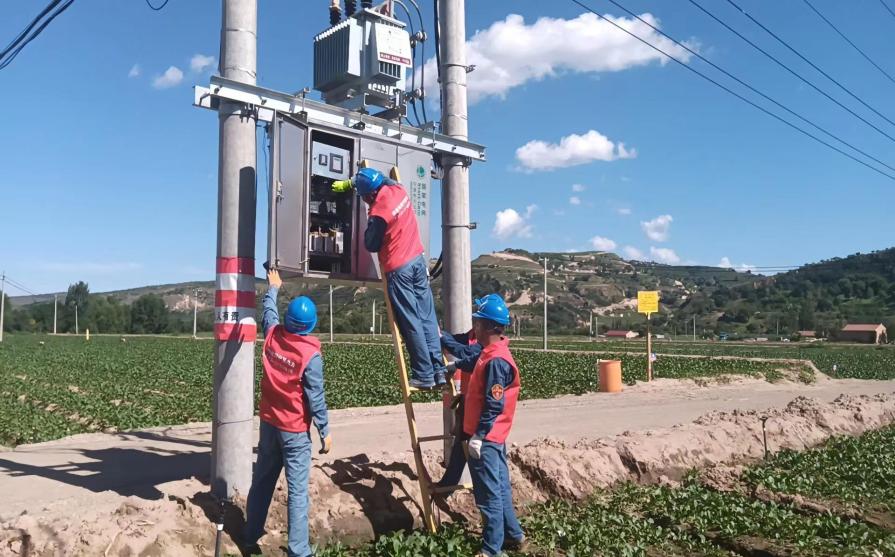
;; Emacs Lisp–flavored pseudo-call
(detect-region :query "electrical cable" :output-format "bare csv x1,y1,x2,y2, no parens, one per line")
403,0,430,126
801,0,895,87
689,0,895,146
434,0,443,131
1,0,62,58
0,0,73,70
881,0,895,20
603,0,895,174
725,0,895,131
393,0,423,127
145,0,170,11
568,0,895,181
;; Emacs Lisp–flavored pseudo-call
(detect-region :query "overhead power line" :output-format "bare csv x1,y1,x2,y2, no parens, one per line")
801,0,895,87
603,0,895,174
567,0,895,181
145,0,170,11
725,0,895,131
879,0,895,20
689,0,895,146
0,0,74,70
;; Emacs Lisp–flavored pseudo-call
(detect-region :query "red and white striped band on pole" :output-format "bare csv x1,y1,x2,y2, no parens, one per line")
215,256,257,342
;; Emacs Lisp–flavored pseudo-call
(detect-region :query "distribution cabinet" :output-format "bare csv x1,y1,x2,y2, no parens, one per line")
267,113,433,282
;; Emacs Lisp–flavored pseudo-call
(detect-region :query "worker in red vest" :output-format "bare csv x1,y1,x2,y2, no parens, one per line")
333,168,447,389
244,269,332,557
463,294,527,556
436,295,501,489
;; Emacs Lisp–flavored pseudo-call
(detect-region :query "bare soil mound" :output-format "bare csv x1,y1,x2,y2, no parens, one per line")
2,393,893,556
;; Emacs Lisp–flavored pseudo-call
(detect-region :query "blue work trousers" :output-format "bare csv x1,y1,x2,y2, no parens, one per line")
244,421,313,557
438,403,468,487
468,441,524,556
386,255,446,384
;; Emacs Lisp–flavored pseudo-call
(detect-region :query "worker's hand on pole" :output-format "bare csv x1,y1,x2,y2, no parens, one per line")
268,269,283,289
331,179,353,193
319,434,333,455
467,435,483,460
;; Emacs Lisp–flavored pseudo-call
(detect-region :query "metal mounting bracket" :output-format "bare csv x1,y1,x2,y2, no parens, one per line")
194,76,486,162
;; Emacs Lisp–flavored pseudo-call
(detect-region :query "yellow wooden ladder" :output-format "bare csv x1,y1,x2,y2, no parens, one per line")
378,165,471,533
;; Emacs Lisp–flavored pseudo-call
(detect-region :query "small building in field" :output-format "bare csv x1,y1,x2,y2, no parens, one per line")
606,330,639,339
839,324,888,344
798,330,816,339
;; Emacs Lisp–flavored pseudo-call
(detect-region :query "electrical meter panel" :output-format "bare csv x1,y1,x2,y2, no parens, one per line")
268,113,432,283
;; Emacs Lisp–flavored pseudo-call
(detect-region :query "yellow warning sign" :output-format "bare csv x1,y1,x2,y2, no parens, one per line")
638,291,659,315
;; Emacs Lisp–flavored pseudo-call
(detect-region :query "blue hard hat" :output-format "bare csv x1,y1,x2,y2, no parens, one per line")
284,296,317,335
354,167,386,197
472,293,510,326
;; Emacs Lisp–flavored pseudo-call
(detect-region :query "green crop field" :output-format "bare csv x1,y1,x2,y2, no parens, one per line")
515,338,895,380
0,334,806,446
318,426,895,556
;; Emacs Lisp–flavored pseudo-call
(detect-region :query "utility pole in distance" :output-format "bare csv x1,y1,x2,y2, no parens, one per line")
0,272,5,343
211,0,258,500
193,288,199,339
329,284,334,343
75,302,79,336
692,315,696,342
542,257,548,351
53,294,57,335
439,0,473,464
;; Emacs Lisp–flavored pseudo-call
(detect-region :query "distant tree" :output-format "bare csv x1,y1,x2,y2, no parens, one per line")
798,301,816,331
88,296,130,333
130,294,169,334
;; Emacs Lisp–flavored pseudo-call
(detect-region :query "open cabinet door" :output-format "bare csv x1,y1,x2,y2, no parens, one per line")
268,116,309,276
354,138,397,281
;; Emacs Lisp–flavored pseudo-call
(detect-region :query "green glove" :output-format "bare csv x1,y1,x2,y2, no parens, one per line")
331,179,353,193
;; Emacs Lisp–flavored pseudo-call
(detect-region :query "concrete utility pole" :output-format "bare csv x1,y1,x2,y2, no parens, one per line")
193,288,199,339
53,295,57,335
693,315,696,342
329,284,334,343
0,272,5,343
372,299,376,336
542,257,548,351
75,303,79,336
211,0,258,500
439,0,472,463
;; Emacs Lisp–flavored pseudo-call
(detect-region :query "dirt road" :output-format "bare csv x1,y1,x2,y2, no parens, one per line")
2,375,894,519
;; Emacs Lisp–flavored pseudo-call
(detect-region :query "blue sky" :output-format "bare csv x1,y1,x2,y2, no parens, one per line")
1,0,893,294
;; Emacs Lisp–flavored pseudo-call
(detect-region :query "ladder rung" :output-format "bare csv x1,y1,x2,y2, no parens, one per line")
418,434,452,443
431,483,473,495
407,385,451,394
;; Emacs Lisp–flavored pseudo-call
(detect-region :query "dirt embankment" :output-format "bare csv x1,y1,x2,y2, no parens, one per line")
3,393,894,556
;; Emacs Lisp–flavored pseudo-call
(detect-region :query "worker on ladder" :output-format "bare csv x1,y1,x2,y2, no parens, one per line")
463,294,527,556
333,167,447,389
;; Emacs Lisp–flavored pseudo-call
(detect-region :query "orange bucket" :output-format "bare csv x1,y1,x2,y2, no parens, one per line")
598,360,623,393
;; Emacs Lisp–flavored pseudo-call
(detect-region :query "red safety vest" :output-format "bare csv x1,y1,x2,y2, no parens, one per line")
368,184,424,273
463,338,521,443
259,326,321,432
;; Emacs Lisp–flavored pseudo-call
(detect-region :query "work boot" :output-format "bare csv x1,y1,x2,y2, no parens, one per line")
435,371,447,387
410,377,436,390
504,535,529,552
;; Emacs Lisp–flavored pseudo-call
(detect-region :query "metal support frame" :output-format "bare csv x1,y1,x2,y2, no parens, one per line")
195,76,486,161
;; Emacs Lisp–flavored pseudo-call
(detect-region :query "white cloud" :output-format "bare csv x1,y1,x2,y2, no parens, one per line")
152,66,184,89
719,257,756,273
650,246,680,264
590,236,617,251
571,184,586,192
419,12,694,104
516,129,636,171
190,54,216,73
493,205,537,240
641,214,673,242
622,246,644,260
616,208,632,216
128,64,141,78
569,196,582,206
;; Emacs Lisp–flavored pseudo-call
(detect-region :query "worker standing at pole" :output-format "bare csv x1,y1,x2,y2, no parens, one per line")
463,294,527,556
243,269,332,557
436,295,504,489
333,168,447,389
